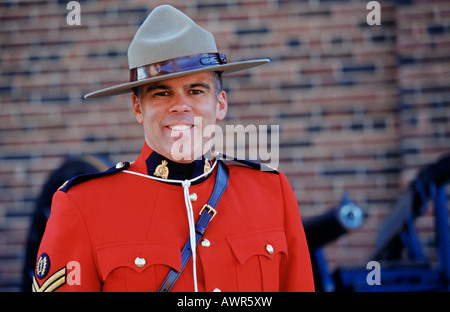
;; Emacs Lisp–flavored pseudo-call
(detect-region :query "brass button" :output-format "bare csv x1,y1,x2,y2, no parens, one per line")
201,239,211,248
115,162,125,169
265,244,274,255
189,193,198,202
134,257,146,268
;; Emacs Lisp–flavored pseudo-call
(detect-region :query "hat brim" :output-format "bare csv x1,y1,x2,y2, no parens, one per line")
84,59,269,99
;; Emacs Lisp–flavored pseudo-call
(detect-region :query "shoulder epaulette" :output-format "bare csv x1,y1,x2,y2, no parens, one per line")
58,161,130,193
215,153,279,174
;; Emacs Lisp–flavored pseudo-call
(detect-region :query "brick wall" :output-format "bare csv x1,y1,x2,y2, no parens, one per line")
1,0,449,291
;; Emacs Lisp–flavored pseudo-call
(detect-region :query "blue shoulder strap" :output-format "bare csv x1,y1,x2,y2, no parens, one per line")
158,160,229,292
217,152,279,174
58,162,130,193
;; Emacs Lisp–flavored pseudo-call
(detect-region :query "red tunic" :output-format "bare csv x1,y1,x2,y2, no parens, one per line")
33,143,314,292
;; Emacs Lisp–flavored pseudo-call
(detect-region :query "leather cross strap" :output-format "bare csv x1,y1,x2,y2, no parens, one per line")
158,160,229,292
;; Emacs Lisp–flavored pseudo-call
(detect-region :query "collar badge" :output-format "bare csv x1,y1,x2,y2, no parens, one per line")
204,158,211,174
154,160,169,179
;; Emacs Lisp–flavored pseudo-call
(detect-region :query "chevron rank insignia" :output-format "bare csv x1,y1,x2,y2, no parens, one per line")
33,253,66,292
32,267,66,292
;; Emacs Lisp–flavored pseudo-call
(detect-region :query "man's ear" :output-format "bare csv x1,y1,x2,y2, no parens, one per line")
216,90,228,121
132,94,143,124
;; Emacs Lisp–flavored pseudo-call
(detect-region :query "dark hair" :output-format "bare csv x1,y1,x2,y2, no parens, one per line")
132,86,142,99
211,71,223,99
132,71,223,100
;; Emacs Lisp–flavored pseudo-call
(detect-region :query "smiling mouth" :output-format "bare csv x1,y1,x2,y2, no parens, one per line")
167,125,194,131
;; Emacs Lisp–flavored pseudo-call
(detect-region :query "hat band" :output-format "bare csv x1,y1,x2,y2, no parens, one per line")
129,53,227,82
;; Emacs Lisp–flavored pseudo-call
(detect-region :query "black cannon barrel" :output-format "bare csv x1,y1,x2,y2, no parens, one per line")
303,195,364,250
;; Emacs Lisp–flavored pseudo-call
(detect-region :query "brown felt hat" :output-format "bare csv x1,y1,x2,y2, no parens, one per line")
84,5,269,99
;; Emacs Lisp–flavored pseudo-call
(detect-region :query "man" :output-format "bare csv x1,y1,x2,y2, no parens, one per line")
33,5,314,292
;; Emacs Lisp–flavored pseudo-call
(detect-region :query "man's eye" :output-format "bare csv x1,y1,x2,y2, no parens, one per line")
154,91,170,96
189,89,204,95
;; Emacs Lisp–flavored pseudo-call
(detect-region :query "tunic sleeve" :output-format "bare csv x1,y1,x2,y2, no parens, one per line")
33,190,101,292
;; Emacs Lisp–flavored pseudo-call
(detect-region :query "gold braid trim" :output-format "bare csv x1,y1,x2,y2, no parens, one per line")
32,267,66,292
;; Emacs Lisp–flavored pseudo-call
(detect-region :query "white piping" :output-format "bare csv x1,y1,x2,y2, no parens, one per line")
122,159,218,292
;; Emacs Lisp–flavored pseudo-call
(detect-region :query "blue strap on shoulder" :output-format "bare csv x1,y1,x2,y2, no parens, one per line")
58,162,130,193
158,160,229,292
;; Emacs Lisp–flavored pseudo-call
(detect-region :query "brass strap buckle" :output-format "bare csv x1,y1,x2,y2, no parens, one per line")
199,204,217,220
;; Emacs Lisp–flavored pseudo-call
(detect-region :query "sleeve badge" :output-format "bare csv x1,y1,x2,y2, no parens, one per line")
33,253,67,292
36,253,50,280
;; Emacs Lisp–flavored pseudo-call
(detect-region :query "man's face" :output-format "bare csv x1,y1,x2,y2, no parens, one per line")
132,72,228,163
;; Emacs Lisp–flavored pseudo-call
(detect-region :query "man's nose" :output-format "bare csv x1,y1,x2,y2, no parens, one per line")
169,93,191,113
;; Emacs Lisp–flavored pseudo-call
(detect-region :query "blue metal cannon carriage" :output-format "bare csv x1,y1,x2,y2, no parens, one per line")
305,153,450,292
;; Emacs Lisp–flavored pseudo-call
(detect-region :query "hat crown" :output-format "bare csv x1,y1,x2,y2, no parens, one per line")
127,5,218,69
84,5,269,99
